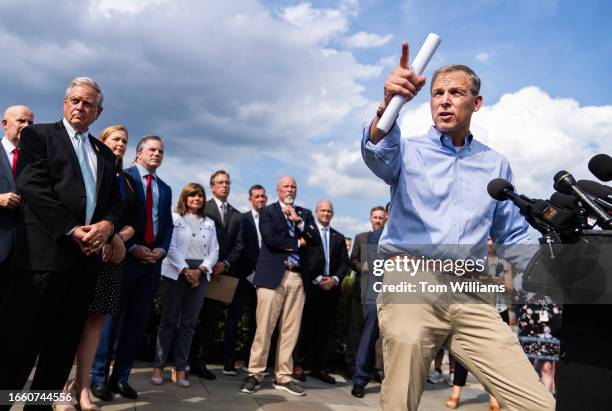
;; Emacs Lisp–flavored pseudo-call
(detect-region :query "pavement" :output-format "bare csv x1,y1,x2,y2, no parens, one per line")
12,362,491,410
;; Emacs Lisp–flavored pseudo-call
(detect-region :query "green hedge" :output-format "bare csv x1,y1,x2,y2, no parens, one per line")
139,274,357,369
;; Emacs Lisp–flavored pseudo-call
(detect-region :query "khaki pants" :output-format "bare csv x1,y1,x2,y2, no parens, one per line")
247,270,305,384
377,270,555,411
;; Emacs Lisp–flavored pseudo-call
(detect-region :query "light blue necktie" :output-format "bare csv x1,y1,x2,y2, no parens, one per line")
322,227,330,276
76,133,97,224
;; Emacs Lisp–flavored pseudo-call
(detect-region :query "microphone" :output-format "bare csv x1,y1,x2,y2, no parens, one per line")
487,178,574,235
550,192,592,230
588,153,612,182
577,180,612,213
554,170,612,229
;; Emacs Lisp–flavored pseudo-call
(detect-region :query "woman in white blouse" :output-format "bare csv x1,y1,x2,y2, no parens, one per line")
150,183,219,387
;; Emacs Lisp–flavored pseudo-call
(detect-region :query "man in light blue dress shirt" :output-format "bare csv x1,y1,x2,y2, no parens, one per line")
362,42,554,411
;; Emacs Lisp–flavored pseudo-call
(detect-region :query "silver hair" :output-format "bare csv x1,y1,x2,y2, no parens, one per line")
65,76,104,108
431,64,481,96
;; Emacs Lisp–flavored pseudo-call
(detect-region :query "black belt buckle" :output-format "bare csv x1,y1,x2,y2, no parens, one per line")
284,261,301,272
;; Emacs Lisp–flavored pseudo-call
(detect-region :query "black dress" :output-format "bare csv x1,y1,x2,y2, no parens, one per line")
88,172,138,314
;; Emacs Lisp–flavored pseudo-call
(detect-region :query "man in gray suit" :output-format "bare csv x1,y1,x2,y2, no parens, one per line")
0,105,33,307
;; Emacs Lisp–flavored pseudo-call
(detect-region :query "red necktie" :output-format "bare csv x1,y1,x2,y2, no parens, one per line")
144,174,154,244
11,147,18,177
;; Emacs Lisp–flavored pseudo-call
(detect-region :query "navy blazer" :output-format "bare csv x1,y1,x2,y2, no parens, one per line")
236,210,260,279
253,201,318,289
123,165,173,260
0,142,17,263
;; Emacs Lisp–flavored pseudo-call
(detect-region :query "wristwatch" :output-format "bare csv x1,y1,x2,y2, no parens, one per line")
376,103,386,118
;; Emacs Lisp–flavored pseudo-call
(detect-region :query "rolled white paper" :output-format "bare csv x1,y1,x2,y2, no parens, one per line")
377,33,442,133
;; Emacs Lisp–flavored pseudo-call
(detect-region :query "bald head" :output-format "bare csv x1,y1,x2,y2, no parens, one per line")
315,199,334,226
3,105,34,145
276,176,297,204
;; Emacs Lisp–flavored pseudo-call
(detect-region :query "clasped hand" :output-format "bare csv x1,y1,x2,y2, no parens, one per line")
184,267,204,288
71,220,114,255
130,245,165,264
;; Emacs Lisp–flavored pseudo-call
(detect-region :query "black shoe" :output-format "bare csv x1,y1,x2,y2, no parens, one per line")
373,369,385,383
90,382,113,402
240,375,261,393
109,381,138,400
310,369,336,384
191,363,216,380
273,380,305,396
223,366,238,376
351,384,365,398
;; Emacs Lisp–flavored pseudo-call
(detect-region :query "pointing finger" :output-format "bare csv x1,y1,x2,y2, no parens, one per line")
399,41,409,69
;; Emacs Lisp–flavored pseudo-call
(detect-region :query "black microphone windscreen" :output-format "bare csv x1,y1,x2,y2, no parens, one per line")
487,178,514,201
577,180,612,200
550,192,578,210
588,154,612,182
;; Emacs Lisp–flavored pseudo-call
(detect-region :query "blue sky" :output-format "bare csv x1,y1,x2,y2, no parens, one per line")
1,0,610,239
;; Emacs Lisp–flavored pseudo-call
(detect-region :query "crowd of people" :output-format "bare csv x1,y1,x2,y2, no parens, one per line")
0,36,565,411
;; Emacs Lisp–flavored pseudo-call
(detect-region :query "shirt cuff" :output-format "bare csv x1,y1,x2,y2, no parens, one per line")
332,276,340,286
66,226,78,236
312,275,323,285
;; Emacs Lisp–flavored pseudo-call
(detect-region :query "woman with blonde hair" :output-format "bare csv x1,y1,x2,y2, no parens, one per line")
58,125,137,411
150,182,219,387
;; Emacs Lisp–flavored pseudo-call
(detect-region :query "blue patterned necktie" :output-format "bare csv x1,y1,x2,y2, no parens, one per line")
76,133,97,224
322,227,330,276
287,218,300,266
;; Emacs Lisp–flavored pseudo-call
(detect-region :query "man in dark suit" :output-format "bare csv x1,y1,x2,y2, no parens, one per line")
190,170,244,379
223,184,267,375
0,105,33,309
293,200,349,384
351,226,385,398
0,78,120,409
91,135,173,401
344,205,387,377
241,176,318,396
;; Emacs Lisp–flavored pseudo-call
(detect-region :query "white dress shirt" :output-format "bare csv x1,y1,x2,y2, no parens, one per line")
1,136,17,167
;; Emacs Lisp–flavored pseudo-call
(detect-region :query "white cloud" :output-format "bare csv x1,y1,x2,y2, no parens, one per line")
305,86,612,207
343,32,393,48
279,2,349,45
398,86,612,198
91,0,169,16
0,0,379,158
475,52,490,63
307,141,389,198
332,215,371,238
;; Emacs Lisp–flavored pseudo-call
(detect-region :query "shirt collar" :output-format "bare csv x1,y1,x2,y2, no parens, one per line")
213,196,227,209
251,208,259,219
63,117,87,140
1,136,16,153
316,221,330,232
135,162,156,179
429,125,474,152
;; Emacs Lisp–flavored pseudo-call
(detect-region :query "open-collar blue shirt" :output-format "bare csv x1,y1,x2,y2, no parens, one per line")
362,121,534,268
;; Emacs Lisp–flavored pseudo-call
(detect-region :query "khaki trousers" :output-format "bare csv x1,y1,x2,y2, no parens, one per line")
247,270,305,384
377,270,555,411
